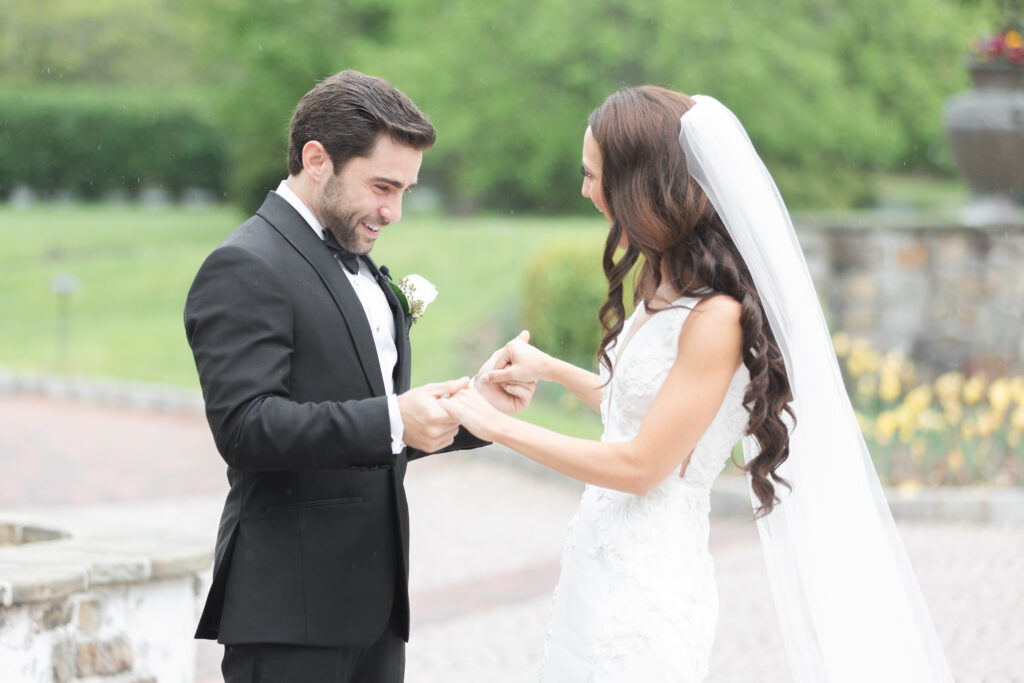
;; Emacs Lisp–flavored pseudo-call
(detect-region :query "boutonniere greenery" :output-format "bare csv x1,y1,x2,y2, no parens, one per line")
383,271,437,324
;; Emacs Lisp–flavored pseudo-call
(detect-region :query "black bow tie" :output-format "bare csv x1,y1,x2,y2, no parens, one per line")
322,230,361,274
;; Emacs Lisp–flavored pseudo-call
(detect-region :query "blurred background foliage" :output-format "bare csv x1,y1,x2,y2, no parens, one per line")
2,0,1023,478
0,0,1017,213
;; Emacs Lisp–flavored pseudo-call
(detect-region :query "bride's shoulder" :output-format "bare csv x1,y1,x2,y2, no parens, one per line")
691,293,742,321
678,294,743,350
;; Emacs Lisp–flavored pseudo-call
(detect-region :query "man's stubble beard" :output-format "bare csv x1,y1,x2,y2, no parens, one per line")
319,173,368,255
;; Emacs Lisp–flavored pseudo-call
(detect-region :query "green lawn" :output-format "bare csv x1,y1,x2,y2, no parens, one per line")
0,203,606,437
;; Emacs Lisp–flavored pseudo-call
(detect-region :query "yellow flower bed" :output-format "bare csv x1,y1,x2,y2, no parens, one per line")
832,333,1024,486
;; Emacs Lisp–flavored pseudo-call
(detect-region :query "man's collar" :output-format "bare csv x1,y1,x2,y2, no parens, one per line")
275,179,325,240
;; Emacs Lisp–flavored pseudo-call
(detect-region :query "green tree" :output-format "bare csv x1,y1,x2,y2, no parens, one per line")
184,0,404,211
376,0,990,212
0,0,1002,211
0,0,199,84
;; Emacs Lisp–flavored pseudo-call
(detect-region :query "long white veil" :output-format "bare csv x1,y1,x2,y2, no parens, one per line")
679,96,953,682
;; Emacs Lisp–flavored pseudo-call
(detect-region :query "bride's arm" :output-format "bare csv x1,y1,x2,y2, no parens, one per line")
481,337,603,412
445,297,743,495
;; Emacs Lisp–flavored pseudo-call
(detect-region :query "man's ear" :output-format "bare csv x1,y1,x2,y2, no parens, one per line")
301,141,333,183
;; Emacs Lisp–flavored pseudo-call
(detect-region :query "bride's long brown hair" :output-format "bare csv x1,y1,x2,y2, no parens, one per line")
589,86,794,517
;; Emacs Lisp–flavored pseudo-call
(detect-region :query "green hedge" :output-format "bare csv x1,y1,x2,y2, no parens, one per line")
522,242,609,370
0,85,226,199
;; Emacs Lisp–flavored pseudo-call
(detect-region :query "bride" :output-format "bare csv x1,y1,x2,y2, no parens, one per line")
441,86,953,682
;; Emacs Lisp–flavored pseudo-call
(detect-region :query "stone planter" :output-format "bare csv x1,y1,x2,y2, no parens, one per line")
943,61,1024,225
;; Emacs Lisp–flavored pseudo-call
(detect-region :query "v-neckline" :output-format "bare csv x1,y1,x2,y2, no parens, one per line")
612,294,699,370
603,293,705,427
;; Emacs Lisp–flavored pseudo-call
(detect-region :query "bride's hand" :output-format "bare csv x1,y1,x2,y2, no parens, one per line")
439,387,504,442
481,330,552,386
475,330,538,414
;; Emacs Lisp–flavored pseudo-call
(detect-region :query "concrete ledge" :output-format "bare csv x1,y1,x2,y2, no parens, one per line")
885,484,1024,524
0,521,70,545
0,562,86,607
0,522,212,607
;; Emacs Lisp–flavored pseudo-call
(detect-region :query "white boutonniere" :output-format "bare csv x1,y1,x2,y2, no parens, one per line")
385,273,437,324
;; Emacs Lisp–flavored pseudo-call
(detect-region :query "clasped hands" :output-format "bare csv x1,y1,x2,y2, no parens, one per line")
397,331,547,450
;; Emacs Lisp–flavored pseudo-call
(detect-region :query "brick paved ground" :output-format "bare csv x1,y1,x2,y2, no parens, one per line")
1,394,1022,681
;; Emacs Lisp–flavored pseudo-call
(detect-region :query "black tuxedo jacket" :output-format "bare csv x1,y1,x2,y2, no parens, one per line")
184,192,485,647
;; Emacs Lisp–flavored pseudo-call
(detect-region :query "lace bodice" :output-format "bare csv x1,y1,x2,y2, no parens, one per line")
600,297,749,489
540,296,750,682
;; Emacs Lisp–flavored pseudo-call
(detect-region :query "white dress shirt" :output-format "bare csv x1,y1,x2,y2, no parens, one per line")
275,181,405,454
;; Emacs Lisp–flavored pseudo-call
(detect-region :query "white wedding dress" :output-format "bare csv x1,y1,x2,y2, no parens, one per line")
539,295,750,682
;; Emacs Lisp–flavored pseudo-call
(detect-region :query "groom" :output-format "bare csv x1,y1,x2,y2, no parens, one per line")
184,71,529,682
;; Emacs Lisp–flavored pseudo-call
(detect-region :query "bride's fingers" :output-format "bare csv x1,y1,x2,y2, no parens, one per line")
501,383,533,399
479,346,507,373
482,367,529,384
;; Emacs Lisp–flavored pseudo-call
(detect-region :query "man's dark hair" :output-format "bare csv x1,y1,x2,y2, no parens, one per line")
287,70,435,176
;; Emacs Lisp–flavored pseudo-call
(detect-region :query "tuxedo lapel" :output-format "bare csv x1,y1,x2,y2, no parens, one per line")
256,193,387,396
366,256,412,394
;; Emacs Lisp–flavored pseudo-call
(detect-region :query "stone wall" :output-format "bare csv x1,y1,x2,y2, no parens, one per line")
796,215,1024,377
0,519,211,683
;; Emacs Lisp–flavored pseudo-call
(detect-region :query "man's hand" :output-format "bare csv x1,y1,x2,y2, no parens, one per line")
398,377,470,452
440,387,504,442
475,331,537,414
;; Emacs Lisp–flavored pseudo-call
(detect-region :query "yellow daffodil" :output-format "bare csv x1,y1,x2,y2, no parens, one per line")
988,377,1012,416
962,374,987,406
934,372,964,401
883,349,906,370
879,371,902,403
904,386,933,414
976,410,1000,438
875,411,898,444
846,338,882,379
846,349,869,379
867,349,882,373
832,332,851,358
856,375,878,402
1007,30,1024,50
1009,377,1024,404
917,408,947,432
1011,405,1024,432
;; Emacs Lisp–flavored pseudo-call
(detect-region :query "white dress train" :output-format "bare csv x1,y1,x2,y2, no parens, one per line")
539,296,749,682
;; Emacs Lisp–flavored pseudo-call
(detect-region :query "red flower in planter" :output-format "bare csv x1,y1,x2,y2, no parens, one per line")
973,28,1024,65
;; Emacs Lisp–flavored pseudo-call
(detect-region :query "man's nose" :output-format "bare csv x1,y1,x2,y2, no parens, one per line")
380,197,402,224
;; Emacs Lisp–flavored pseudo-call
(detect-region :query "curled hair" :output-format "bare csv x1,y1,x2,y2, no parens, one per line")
589,86,794,517
288,70,435,176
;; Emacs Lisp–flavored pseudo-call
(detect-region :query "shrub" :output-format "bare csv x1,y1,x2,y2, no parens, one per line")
0,85,226,200
522,241,608,370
